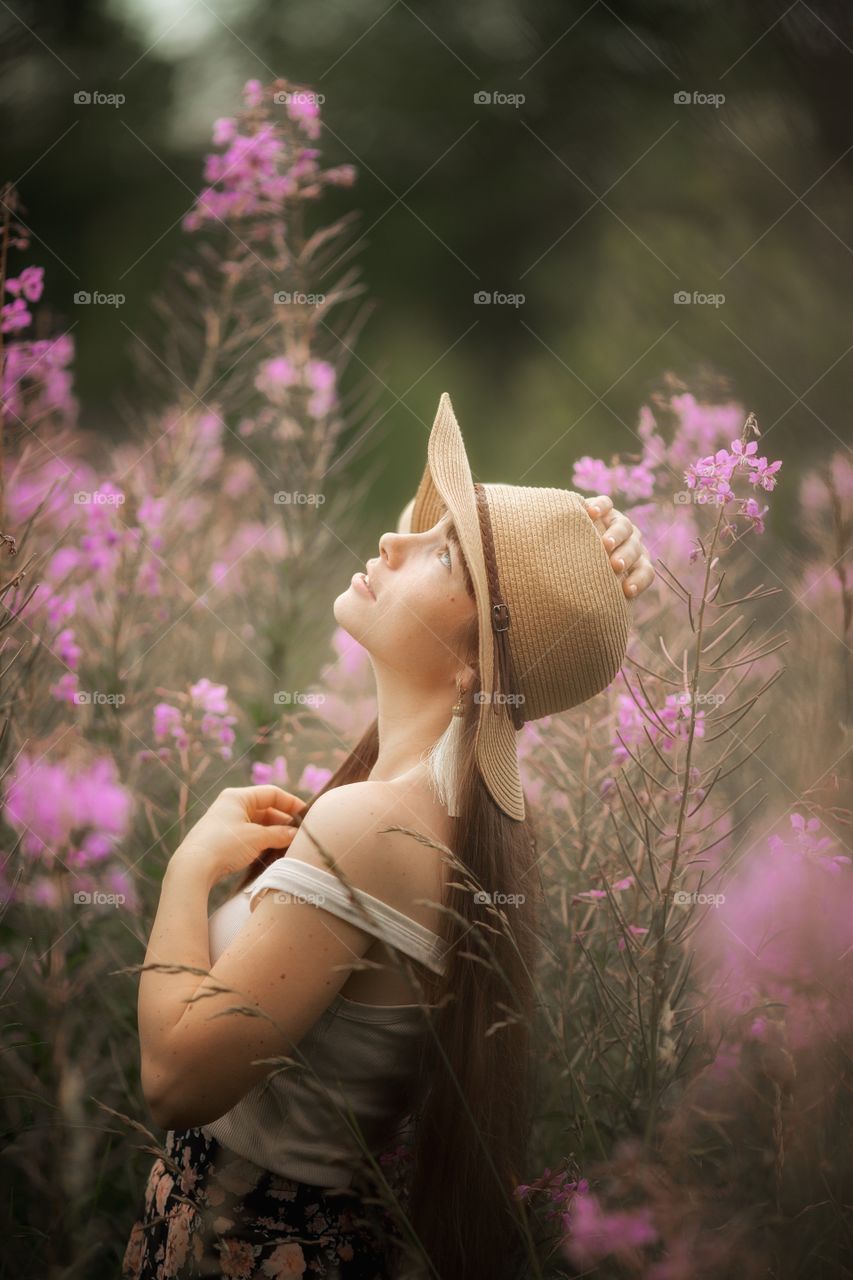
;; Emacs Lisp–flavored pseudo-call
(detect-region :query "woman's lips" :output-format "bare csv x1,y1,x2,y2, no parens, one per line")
351,571,376,601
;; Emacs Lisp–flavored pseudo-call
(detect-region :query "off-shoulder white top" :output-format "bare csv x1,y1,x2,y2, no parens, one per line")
200,856,448,1189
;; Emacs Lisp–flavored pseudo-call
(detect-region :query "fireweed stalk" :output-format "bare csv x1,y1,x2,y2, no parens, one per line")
641,412,785,1132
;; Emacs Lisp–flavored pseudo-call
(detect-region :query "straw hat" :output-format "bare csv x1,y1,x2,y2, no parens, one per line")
396,392,632,822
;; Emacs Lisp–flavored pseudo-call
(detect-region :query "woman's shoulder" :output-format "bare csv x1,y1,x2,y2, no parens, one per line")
289,776,450,927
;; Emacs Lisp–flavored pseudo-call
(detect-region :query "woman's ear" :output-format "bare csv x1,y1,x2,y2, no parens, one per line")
459,662,478,696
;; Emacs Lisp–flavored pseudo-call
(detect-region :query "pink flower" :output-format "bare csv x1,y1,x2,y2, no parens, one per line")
305,358,336,417
252,756,289,786
2,752,132,866
298,764,332,793
255,356,296,400
243,78,264,108
286,93,322,140
154,702,185,746
2,297,31,332
55,627,81,670
730,438,758,462
212,116,237,145
563,1189,658,1266
748,455,782,491
50,671,81,704
190,677,230,715
2,332,77,422
5,265,44,302
698,812,853,1050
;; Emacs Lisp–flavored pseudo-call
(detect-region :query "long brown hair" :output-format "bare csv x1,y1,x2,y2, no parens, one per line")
238,539,543,1279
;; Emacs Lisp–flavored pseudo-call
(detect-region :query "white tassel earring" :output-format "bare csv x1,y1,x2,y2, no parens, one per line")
421,675,467,818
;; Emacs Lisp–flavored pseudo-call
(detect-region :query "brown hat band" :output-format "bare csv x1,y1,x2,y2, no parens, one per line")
473,483,525,730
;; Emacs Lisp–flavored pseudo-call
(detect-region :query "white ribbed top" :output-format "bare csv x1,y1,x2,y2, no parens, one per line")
200,857,447,1189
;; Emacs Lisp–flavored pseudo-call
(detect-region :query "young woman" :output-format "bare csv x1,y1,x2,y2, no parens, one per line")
122,392,655,1280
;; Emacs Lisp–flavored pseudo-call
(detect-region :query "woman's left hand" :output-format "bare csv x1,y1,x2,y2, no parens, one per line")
170,785,306,887
584,495,656,599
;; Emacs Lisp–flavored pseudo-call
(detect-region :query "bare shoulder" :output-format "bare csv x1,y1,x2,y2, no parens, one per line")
285,778,450,928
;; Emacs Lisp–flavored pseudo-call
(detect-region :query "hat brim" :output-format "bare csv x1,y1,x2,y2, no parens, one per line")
407,393,526,822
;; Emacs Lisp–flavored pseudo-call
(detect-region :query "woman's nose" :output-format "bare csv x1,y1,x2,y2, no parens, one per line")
378,530,403,564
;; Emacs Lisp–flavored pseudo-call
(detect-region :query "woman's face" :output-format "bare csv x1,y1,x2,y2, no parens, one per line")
334,510,478,685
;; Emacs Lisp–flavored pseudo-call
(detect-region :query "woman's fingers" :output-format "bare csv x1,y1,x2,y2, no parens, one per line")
623,555,656,598
609,530,643,573
233,785,307,819
256,806,295,826
601,513,633,553
584,494,614,522
581,497,656,597
250,821,297,847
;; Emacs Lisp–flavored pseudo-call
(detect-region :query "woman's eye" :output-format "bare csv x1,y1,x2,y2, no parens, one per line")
439,547,452,569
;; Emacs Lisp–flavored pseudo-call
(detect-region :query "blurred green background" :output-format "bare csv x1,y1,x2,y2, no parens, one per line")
2,0,852,540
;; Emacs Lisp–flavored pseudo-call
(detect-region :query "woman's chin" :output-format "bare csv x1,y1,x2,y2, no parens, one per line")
332,592,367,639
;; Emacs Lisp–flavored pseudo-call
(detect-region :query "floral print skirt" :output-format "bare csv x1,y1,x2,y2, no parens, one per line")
121,1126,412,1280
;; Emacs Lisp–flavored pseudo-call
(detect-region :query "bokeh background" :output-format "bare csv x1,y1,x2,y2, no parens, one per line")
2,0,852,542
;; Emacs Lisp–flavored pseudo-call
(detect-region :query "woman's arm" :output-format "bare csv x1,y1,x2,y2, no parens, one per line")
137,854,219,1117
136,782,414,1130
137,784,302,1125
